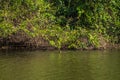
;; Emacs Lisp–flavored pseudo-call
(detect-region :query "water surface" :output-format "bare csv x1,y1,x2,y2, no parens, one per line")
0,50,120,80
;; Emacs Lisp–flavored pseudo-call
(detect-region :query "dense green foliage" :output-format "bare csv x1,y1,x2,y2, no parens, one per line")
0,0,120,49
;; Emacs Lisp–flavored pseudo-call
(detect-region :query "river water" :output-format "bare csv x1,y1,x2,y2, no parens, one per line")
0,50,120,80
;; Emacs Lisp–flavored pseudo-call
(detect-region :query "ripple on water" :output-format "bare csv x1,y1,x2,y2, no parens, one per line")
0,50,120,80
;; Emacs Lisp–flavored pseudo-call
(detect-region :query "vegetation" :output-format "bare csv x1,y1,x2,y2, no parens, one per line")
0,0,120,49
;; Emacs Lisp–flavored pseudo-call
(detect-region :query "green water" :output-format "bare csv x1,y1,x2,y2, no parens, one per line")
0,50,120,80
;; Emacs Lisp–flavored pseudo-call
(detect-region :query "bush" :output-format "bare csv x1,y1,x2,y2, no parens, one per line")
0,0,119,49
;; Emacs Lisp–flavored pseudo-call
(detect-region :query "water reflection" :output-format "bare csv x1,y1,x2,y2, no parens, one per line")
0,50,120,80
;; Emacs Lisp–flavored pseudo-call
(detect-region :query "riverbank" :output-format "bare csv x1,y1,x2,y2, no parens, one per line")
0,0,119,50
0,45,119,50
0,33,120,50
